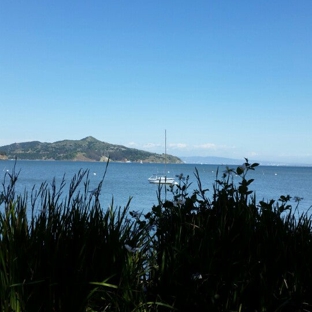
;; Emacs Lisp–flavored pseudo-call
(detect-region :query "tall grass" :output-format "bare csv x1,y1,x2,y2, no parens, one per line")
1,159,312,311
0,162,159,311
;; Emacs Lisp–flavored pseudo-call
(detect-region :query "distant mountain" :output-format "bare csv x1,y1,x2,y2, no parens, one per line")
0,136,183,163
180,156,246,165
180,156,312,167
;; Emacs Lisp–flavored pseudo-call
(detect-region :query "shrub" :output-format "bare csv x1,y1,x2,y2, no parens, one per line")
141,160,312,311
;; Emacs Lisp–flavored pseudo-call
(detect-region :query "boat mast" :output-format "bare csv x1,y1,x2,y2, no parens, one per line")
165,129,167,175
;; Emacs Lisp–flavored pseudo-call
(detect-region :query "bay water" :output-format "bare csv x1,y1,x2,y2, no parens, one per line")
1,160,312,215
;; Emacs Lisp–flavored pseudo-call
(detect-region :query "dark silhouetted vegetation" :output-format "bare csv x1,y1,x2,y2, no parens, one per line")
1,159,312,311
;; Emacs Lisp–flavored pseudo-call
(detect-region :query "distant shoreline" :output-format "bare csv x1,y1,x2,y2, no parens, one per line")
1,158,312,168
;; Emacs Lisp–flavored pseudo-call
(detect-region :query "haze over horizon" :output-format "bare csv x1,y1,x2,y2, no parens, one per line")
1,1,311,164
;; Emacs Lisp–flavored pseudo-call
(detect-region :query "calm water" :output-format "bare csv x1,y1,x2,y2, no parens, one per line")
1,160,312,214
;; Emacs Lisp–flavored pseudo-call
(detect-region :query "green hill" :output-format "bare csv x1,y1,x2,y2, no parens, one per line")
0,136,183,163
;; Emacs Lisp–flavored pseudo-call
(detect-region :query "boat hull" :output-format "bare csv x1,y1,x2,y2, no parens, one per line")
148,175,175,185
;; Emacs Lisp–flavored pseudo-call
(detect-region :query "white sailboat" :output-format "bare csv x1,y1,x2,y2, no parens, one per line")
148,130,175,185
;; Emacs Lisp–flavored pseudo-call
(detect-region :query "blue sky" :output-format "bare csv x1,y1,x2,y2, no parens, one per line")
1,1,311,164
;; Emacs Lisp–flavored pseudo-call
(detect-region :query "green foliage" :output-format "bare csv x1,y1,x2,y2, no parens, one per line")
0,161,156,311
1,159,312,311
140,159,312,311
